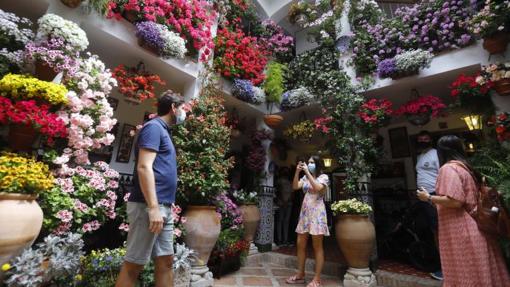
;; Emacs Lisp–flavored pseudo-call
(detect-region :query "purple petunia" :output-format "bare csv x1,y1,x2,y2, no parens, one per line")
135,21,165,51
377,58,397,79
232,79,256,103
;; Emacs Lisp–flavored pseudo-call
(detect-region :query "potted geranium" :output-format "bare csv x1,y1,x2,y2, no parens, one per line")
476,62,510,96
331,198,375,271
395,95,446,126
357,98,393,129
173,79,232,279
232,189,260,249
0,153,53,268
283,120,315,142
495,112,510,143
112,62,166,104
450,73,494,112
469,0,510,54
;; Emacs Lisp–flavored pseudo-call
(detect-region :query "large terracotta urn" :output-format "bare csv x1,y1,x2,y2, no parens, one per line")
239,204,260,242
335,215,376,269
182,206,221,266
0,193,43,268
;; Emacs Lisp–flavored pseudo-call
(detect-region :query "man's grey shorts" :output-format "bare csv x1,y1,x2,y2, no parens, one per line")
125,202,174,265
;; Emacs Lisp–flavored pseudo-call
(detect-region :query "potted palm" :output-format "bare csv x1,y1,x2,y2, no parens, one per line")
0,153,53,270
331,198,377,286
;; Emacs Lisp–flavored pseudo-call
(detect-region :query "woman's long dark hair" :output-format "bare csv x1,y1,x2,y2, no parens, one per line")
310,155,323,176
437,135,482,186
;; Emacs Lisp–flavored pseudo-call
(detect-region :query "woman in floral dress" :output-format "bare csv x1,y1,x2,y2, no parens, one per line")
417,135,510,286
286,156,329,287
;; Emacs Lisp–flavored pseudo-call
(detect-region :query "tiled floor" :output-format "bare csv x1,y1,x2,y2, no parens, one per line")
377,259,431,279
213,260,343,287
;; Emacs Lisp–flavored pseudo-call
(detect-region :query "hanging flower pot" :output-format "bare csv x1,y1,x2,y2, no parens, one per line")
295,14,308,27
483,33,509,54
493,78,510,96
60,0,82,8
8,124,38,152
34,61,58,82
407,113,431,126
264,114,283,129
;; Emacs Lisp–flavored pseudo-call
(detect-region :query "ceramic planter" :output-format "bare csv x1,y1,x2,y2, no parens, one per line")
335,214,376,269
483,33,509,55
493,78,510,96
8,124,38,152
0,193,43,269
263,114,283,129
182,206,221,266
239,204,260,243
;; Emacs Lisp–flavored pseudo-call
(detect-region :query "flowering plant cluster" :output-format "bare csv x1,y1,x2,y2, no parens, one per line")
450,73,493,111
0,9,33,52
395,95,446,118
314,116,333,134
280,87,315,111
231,78,265,104
39,161,120,235
216,192,244,229
58,54,118,165
496,112,510,142
0,73,68,106
468,0,510,38
476,62,510,86
232,188,258,205
213,0,251,26
112,63,165,102
377,49,433,79
36,14,89,52
173,79,233,205
258,20,294,62
246,129,271,173
107,0,215,60
24,38,81,77
264,62,286,104
331,198,372,215
214,27,269,85
357,98,393,128
283,120,315,140
79,247,126,286
135,21,187,59
351,0,473,75
0,96,67,144
0,152,54,195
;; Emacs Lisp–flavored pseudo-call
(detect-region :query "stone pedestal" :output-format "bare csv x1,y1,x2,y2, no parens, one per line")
248,242,259,255
343,267,377,287
190,265,214,287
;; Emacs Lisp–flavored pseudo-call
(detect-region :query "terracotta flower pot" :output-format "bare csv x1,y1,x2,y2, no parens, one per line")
483,33,509,54
263,114,283,129
8,124,38,152
493,78,510,96
34,61,58,82
60,0,82,8
182,206,221,266
0,193,43,269
239,204,260,242
335,215,375,269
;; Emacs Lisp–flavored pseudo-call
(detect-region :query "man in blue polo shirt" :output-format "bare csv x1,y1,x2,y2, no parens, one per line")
116,91,186,287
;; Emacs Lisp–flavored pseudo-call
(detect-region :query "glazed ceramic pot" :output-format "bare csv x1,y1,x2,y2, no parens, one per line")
263,115,283,129
335,214,376,268
239,204,260,242
182,206,221,266
0,193,43,268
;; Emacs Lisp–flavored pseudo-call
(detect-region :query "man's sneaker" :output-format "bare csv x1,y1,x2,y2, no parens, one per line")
430,271,443,281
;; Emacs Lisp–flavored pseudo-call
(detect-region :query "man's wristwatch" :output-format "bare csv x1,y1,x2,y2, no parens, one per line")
427,194,432,204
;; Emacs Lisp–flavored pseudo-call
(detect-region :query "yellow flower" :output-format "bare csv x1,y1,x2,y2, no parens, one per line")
1,263,11,271
0,152,54,194
75,274,83,281
0,74,68,106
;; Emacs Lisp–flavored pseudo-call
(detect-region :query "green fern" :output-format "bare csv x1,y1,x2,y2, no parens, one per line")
471,146,510,207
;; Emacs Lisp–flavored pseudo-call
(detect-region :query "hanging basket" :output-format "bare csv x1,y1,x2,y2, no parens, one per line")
493,78,510,96
34,61,58,82
406,113,431,126
483,33,509,55
8,124,38,152
60,0,82,8
263,114,283,129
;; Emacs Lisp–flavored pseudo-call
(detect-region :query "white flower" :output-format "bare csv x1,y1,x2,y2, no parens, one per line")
252,87,265,104
394,49,433,73
156,24,187,59
37,14,89,52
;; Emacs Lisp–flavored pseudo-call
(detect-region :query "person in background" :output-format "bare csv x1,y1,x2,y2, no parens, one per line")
276,167,293,247
414,130,442,280
417,135,510,286
286,156,329,287
116,91,186,287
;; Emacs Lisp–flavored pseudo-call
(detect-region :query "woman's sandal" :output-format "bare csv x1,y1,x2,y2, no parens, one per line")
286,275,305,284
306,279,322,287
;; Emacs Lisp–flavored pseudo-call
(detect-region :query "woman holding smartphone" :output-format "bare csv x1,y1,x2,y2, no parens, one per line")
286,156,329,287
